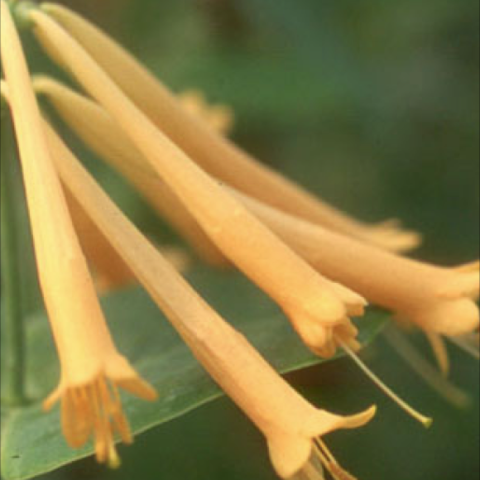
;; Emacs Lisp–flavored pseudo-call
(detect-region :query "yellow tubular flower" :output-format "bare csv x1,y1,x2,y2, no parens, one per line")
0,4,156,466
229,189,480,340
44,119,376,480
38,2,421,253
30,9,368,358
27,77,440,425
33,76,228,268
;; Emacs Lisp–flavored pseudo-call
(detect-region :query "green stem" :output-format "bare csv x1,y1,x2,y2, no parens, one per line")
1,128,27,406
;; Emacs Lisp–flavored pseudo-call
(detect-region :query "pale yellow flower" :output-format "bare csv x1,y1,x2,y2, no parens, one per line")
29,7,369,358
37,2,420,254
44,119,376,479
33,75,228,268
0,2,157,465
31,77,433,425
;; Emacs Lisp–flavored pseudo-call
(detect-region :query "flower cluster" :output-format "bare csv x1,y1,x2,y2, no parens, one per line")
1,1,478,479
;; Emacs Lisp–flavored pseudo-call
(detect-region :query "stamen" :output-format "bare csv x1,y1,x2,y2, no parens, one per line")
312,439,357,480
448,334,480,360
341,342,433,427
312,443,334,479
107,441,121,469
302,461,325,480
384,327,470,408
95,377,128,467
291,454,325,480
315,439,336,464
89,380,110,463
98,377,116,415
329,463,358,480
425,332,450,376
108,381,132,443
78,387,92,419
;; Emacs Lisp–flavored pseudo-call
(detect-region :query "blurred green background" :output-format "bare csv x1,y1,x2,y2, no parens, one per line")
2,0,479,479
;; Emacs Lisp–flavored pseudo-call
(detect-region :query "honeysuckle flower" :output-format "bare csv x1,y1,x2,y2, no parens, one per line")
35,2,421,253
0,2,157,466
178,89,234,135
29,8,368,358
34,78,434,427
33,75,228,268
44,119,376,479
228,189,480,344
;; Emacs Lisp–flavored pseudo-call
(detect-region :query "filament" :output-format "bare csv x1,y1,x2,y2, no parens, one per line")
312,439,357,480
87,378,122,467
291,458,325,480
425,332,450,376
384,327,470,408
341,342,433,427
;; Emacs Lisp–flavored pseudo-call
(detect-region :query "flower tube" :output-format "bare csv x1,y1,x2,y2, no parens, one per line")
0,3,156,466
44,118,376,480
33,75,228,268
36,2,420,253
64,190,136,292
29,9,368,358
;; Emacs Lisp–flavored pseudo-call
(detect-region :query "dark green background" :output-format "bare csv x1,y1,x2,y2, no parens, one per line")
3,0,479,479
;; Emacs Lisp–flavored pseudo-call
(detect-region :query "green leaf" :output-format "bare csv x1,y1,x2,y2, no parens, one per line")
1,267,387,480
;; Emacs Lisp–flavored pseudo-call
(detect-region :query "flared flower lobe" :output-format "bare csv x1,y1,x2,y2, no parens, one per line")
268,407,376,479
